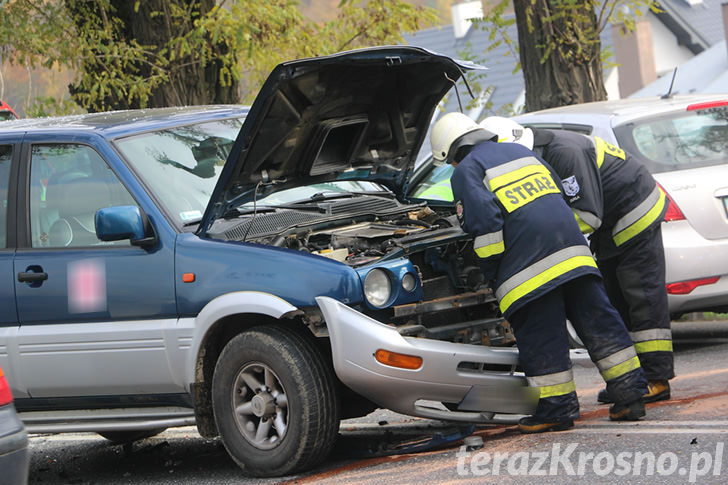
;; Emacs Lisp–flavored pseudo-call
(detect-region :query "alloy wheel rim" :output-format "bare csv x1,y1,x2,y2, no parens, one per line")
231,362,288,449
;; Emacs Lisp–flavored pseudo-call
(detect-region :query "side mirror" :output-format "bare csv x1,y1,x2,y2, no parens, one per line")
95,206,156,248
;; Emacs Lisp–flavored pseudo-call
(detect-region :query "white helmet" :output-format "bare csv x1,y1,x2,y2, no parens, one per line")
479,116,534,150
431,112,491,164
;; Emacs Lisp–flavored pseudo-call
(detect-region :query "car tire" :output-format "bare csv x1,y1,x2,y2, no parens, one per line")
212,324,340,477
97,428,167,444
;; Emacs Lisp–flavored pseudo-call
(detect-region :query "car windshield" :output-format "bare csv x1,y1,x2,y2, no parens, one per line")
115,118,242,226
115,118,389,227
236,181,387,210
614,104,728,173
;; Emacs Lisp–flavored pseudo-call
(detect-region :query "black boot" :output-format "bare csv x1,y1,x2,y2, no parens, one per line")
518,416,574,433
597,388,612,404
609,399,645,421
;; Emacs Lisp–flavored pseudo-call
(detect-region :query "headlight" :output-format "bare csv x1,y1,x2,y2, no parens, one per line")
363,269,392,307
402,272,417,292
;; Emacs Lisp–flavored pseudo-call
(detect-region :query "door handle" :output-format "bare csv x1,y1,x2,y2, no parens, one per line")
18,271,48,283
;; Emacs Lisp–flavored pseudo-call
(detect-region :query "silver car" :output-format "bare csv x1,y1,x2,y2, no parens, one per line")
409,94,728,318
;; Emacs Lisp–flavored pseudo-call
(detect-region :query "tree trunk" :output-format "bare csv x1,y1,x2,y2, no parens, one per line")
512,0,606,112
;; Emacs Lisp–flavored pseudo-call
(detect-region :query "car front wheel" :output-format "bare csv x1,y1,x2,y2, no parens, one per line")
212,324,339,477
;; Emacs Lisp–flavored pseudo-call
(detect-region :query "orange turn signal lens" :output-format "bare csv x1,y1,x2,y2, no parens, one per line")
182,273,195,283
374,349,423,370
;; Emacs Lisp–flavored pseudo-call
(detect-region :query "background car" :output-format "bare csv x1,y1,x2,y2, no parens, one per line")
408,94,728,319
0,101,18,121
0,365,29,485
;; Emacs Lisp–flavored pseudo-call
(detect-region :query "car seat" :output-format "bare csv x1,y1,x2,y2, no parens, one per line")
46,171,111,247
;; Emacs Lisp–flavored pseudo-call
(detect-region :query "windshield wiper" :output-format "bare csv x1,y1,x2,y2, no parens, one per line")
307,190,394,202
224,204,324,218
182,218,203,227
308,192,356,202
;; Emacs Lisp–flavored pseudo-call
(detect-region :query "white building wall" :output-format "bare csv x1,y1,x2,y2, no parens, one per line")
648,13,695,76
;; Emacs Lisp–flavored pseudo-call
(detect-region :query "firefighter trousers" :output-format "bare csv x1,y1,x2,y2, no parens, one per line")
597,226,675,381
508,275,647,422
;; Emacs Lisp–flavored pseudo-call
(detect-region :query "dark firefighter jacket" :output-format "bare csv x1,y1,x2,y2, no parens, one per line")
533,129,668,260
450,139,601,318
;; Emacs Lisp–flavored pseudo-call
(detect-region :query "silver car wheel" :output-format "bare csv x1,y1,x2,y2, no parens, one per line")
232,362,288,450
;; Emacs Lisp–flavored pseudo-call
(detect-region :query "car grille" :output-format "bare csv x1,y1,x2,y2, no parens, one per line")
224,211,322,240
326,196,400,215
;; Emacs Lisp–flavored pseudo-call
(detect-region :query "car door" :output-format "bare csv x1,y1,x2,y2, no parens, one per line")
12,136,182,401
0,139,20,394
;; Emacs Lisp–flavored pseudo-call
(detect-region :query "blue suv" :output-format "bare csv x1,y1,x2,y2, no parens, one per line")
0,47,534,477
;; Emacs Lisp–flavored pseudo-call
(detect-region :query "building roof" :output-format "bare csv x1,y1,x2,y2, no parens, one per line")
630,40,727,97
403,21,524,118
656,0,727,52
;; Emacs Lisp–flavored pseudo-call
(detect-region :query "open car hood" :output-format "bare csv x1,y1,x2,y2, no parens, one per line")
199,46,480,234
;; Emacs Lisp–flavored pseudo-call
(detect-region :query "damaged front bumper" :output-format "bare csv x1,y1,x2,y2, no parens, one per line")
315,296,538,424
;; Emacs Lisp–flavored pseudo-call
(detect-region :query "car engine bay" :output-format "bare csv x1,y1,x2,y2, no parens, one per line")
209,193,514,348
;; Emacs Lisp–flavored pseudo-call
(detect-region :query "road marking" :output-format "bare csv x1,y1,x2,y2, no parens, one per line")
582,420,728,427
567,427,728,434
29,428,203,443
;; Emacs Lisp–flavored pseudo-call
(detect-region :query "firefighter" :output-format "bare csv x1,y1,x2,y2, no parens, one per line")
431,112,648,433
479,116,674,405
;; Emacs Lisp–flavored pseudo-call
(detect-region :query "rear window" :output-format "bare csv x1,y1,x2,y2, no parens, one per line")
613,104,728,173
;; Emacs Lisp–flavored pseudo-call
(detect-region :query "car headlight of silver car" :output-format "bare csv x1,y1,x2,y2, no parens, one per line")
363,268,392,307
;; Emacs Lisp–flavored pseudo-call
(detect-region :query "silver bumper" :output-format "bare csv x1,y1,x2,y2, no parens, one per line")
315,296,538,424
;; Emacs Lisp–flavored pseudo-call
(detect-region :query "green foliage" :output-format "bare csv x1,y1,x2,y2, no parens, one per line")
0,0,438,113
26,96,84,118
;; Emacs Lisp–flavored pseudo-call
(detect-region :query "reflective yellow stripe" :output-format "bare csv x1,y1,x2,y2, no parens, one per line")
634,340,673,353
527,370,576,398
484,156,541,183
573,210,600,234
574,211,594,234
539,380,576,398
594,137,625,168
613,187,666,247
486,162,551,192
475,241,505,258
576,215,593,234
497,251,597,313
474,232,504,258
601,355,641,381
595,346,637,372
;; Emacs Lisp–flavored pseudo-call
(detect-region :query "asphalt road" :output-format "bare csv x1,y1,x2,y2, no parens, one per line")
27,319,728,484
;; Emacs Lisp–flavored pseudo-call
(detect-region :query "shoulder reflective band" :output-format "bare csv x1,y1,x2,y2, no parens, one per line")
474,230,505,259
484,156,541,185
495,245,597,313
596,346,641,381
573,209,601,234
630,328,673,353
485,158,561,213
527,369,576,398
594,136,625,168
612,185,666,247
